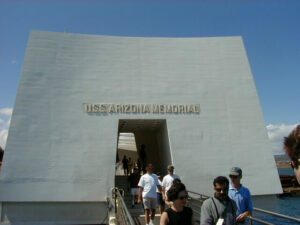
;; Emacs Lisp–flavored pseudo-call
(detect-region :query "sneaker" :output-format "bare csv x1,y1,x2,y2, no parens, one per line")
150,219,154,225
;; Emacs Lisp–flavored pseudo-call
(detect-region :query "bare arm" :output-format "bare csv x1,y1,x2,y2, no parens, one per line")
160,212,169,225
236,211,251,222
138,187,143,204
162,186,166,200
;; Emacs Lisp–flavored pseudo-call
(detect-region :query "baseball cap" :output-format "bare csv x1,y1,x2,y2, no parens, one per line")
168,165,174,170
229,167,242,176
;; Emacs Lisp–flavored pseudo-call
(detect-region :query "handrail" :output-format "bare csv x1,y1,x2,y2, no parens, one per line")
247,216,274,225
186,190,300,225
112,187,135,225
253,207,300,223
187,190,210,199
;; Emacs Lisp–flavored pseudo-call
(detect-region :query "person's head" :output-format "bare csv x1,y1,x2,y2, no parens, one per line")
284,125,300,184
146,163,153,174
229,167,242,186
213,176,229,201
167,182,188,207
157,172,163,181
167,165,174,175
173,178,182,185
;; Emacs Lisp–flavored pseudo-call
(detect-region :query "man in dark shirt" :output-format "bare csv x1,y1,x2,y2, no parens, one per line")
128,168,141,208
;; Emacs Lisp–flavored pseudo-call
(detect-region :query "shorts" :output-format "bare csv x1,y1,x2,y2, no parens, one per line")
157,193,165,206
143,197,157,209
131,188,139,195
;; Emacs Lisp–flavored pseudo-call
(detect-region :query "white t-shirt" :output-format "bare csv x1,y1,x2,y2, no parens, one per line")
162,174,180,194
138,173,160,198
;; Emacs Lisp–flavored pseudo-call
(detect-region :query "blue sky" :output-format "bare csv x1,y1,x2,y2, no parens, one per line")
0,0,299,153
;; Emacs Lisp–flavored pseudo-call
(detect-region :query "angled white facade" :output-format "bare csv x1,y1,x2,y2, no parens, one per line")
0,31,282,224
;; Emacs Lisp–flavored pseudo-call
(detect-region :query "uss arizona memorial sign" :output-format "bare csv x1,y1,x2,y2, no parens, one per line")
84,103,200,114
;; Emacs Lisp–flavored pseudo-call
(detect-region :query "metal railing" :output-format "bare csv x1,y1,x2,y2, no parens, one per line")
186,190,300,225
112,187,136,225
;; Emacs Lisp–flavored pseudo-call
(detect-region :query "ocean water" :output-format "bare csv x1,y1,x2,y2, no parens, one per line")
278,168,295,175
255,196,300,225
254,168,300,225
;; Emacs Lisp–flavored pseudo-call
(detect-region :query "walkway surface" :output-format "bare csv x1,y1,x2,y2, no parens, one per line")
115,175,161,225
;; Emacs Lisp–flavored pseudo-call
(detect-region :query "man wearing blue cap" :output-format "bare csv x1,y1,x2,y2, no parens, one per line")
228,167,253,224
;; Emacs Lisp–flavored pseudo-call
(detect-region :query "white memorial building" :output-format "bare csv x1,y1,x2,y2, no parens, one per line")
0,31,282,224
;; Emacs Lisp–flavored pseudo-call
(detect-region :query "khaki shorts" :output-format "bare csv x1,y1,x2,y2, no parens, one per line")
143,197,157,209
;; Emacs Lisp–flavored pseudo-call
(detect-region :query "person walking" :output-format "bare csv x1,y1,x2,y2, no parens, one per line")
228,167,253,224
128,168,141,208
160,182,193,225
157,172,165,214
162,165,180,202
138,163,162,225
122,155,129,176
128,157,133,175
200,176,237,225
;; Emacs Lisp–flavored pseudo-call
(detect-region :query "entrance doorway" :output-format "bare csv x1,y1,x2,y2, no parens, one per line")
116,119,172,176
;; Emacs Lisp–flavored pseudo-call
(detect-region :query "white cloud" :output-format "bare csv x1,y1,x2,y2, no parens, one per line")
0,129,8,149
11,60,18,65
0,107,13,149
266,123,299,155
0,108,13,116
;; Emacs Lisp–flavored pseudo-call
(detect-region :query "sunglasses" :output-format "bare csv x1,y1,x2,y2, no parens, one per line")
290,161,299,169
215,188,228,192
229,175,239,179
178,195,188,200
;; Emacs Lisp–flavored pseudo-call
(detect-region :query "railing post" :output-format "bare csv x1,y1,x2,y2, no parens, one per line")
249,218,253,225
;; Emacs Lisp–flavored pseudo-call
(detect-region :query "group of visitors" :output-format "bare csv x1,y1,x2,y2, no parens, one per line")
136,163,185,225
122,155,142,176
200,167,253,225
127,163,253,225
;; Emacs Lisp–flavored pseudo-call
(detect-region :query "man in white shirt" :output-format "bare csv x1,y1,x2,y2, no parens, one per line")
162,165,180,201
138,163,162,225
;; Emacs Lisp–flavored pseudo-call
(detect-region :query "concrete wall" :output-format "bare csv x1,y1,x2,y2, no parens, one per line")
1,202,108,224
156,121,172,175
0,31,282,223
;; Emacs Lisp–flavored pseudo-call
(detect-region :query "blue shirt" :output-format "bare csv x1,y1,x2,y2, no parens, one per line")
228,184,253,216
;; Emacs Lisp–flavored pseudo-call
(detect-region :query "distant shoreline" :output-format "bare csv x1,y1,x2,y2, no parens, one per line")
275,154,291,169
277,163,290,169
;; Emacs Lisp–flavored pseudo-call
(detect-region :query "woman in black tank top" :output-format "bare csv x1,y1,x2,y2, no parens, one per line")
160,182,194,225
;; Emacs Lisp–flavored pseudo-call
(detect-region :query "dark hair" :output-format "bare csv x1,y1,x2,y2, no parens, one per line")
173,178,181,185
167,182,186,201
213,176,229,187
284,125,300,168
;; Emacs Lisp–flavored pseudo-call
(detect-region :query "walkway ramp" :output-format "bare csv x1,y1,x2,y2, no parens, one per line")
115,175,161,225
